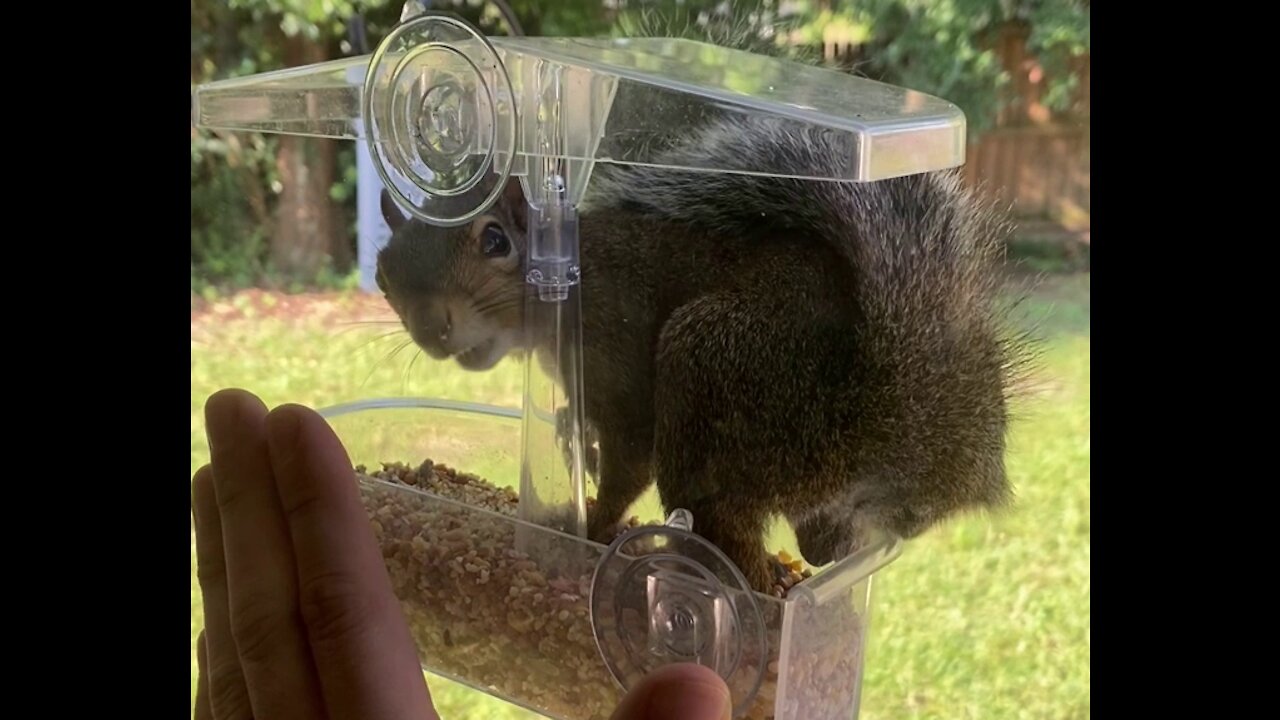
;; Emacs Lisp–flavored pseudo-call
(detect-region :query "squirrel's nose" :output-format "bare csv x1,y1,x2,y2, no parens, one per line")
409,302,453,358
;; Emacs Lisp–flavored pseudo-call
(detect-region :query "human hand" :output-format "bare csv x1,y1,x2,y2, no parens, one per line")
193,389,732,720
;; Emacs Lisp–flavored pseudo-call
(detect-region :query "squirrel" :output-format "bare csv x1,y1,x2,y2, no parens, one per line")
374,32,1030,594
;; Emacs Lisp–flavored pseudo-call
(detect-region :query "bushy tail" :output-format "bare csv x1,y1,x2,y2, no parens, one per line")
590,112,1032,517
590,10,1035,525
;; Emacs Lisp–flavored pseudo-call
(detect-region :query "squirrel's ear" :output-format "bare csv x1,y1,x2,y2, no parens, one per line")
380,188,407,232
502,177,528,234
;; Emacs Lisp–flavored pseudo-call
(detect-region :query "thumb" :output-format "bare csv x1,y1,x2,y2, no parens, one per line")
610,664,733,720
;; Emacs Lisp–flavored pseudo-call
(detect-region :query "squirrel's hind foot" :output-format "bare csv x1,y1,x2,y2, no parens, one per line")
793,513,859,567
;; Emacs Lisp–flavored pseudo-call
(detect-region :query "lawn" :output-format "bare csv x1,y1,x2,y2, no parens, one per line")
190,271,1089,719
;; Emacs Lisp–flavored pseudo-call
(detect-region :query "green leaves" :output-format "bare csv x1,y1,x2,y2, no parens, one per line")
789,0,1089,135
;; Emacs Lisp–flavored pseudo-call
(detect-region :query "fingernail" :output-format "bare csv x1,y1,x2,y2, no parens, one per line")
647,673,733,720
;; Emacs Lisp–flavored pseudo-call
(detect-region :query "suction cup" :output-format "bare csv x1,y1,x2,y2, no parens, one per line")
362,12,516,226
590,512,768,717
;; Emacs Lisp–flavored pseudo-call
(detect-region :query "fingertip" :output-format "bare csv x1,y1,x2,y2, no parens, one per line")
204,389,268,451
617,664,732,720
196,629,208,669
647,665,731,720
264,404,305,452
272,403,333,431
266,404,347,467
192,465,215,528
205,388,265,424
192,464,213,490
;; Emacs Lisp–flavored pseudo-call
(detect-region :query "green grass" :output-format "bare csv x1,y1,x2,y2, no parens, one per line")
191,273,1089,719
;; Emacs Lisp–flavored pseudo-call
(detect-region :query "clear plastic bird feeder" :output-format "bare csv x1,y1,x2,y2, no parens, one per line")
193,6,965,718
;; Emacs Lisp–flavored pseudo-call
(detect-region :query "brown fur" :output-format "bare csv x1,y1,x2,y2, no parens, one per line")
376,117,1030,592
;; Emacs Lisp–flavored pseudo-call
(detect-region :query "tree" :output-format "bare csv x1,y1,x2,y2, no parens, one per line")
788,0,1090,134
220,1,396,280
192,0,1088,290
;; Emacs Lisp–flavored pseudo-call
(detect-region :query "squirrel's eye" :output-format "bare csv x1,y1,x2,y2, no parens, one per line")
481,224,511,258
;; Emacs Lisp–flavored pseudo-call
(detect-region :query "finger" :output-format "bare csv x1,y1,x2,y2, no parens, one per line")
205,389,327,720
195,631,213,720
266,404,438,720
609,664,732,720
192,467,252,720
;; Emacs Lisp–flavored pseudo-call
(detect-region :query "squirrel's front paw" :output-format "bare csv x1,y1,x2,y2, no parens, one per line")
587,511,625,545
740,557,776,596
794,514,858,567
